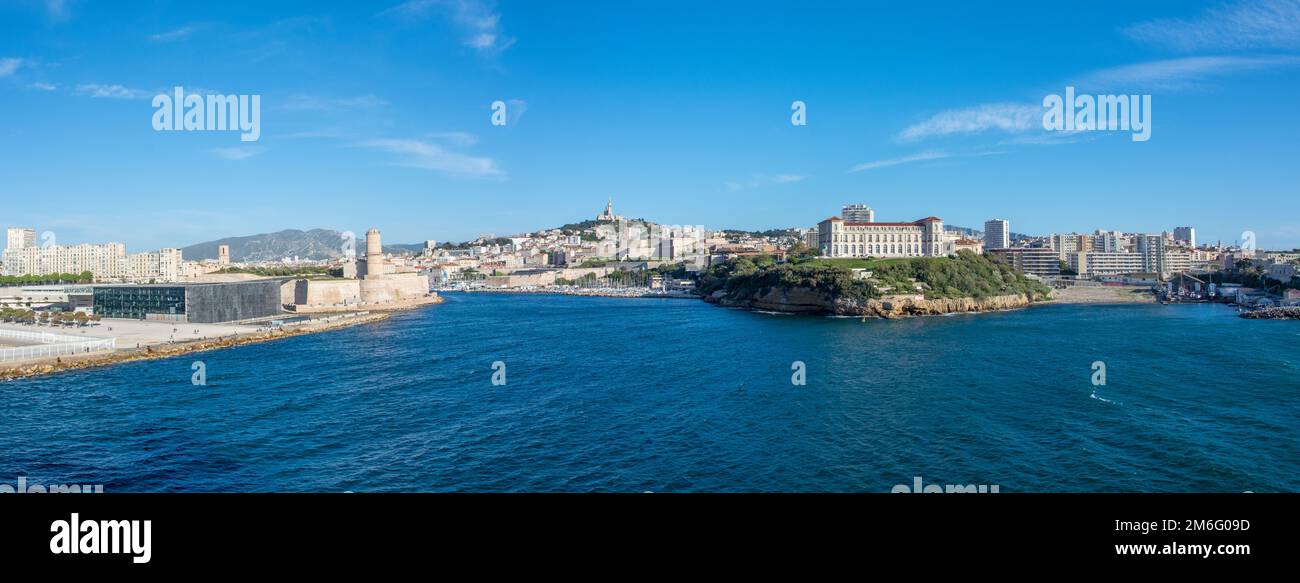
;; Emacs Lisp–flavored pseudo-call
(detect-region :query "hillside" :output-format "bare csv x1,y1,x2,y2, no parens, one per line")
181,229,424,262
947,225,1032,242
698,250,1052,316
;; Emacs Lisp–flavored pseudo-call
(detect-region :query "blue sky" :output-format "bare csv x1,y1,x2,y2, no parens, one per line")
2,0,1299,250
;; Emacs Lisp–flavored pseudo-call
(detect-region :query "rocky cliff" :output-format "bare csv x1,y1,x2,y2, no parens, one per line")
706,287,1038,318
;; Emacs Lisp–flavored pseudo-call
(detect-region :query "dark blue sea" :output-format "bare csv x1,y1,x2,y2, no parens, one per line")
2,292,1297,492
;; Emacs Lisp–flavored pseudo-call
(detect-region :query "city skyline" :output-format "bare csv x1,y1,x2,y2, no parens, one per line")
2,1,1299,250
0,199,1281,254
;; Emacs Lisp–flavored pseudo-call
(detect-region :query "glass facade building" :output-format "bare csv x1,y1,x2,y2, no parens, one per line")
93,286,186,321
92,281,283,323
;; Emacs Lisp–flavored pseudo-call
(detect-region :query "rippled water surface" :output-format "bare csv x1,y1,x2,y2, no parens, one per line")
2,293,1297,492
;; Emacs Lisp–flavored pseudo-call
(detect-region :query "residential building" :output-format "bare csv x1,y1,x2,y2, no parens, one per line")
1173,226,1196,248
989,248,1060,277
1136,234,1166,275
1067,252,1144,277
801,228,818,250
984,219,1010,250
1092,230,1123,252
1051,233,1094,259
1164,249,1193,275
3,242,127,278
1,240,183,282
6,227,36,251
841,204,875,223
126,248,184,282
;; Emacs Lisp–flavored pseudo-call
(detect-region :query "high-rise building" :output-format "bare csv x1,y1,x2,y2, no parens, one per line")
1051,233,1094,259
1173,226,1196,248
984,219,1010,250
1136,234,1166,274
1092,230,1123,252
801,228,819,250
842,204,875,223
6,227,36,251
127,248,184,281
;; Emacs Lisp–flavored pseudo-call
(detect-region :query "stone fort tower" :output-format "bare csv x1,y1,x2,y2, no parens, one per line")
364,227,384,279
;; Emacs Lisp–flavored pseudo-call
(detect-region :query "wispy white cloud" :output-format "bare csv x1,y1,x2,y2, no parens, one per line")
425,131,479,146
998,130,1096,146
149,26,197,43
898,103,1041,141
381,0,514,55
74,83,152,99
848,151,951,173
44,0,69,21
0,58,21,77
181,86,226,97
725,173,806,191
904,55,1300,144
1124,0,1300,51
281,94,388,112
282,129,350,140
849,150,1006,173
357,137,503,178
1077,55,1300,91
212,146,266,161
30,81,57,91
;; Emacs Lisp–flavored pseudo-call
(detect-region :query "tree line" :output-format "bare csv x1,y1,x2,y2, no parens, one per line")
0,307,101,326
0,272,94,286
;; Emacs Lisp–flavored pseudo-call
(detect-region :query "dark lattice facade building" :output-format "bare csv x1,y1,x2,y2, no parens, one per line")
93,280,283,323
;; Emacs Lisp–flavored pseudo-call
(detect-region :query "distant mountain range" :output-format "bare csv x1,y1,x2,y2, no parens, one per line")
181,229,423,262
947,225,1033,241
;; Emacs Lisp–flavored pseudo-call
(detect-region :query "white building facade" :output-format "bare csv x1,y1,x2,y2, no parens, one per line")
818,215,946,258
841,204,875,223
1067,252,1144,277
2,242,182,282
6,227,36,252
984,219,1009,250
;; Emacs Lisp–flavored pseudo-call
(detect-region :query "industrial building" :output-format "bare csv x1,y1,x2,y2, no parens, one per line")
92,280,283,323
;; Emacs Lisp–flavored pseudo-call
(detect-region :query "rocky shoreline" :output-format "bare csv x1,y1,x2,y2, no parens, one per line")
0,296,444,382
1240,307,1300,320
704,286,1039,318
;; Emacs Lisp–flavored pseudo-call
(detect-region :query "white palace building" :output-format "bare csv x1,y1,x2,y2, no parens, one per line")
817,205,946,258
